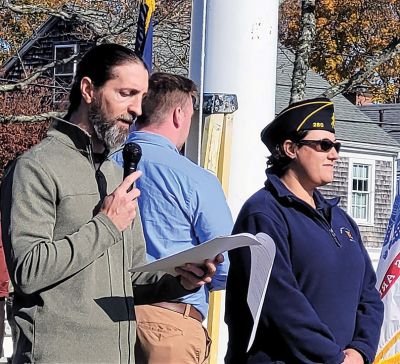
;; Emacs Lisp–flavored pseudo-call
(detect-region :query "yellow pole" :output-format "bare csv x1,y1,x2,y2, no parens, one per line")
200,112,233,364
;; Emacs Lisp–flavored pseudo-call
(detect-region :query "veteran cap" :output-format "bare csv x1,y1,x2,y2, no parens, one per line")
261,97,335,152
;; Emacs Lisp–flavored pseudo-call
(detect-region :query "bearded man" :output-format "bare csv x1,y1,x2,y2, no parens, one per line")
0,44,221,364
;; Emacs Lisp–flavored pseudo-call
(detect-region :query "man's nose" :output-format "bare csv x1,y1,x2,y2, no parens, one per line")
127,97,142,117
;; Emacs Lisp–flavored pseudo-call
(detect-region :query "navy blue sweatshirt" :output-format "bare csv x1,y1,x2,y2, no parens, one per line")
225,173,383,364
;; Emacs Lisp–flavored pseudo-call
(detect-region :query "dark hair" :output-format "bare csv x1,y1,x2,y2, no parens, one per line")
136,72,197,128
66,43,146,119
266,131,308,177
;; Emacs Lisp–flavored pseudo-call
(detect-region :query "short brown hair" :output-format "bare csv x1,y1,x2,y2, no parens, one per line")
136,72,197,128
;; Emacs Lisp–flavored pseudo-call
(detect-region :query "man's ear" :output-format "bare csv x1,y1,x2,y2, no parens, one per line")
172,106,183,129
80,76,95,104
282,139,297,159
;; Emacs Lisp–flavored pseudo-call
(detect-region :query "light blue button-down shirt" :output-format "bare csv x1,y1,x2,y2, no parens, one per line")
114,131,233,318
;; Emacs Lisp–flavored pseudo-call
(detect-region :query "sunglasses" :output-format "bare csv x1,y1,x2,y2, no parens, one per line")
296,139,341,153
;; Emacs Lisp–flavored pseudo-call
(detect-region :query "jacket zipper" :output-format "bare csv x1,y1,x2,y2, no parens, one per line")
289,196,342,248
87,143,95,169
328,227,341,247
314,210,342,247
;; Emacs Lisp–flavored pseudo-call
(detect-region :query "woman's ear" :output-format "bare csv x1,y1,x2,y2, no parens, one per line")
282,139,297,159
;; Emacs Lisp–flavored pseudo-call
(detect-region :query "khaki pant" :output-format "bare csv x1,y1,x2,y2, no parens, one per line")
135,304,211,364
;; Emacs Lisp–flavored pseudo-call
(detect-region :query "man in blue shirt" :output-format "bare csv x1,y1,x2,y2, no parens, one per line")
114,72,233,364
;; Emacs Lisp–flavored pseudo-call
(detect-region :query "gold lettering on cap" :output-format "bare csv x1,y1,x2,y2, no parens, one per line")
331,113,335,129
312,122,324,128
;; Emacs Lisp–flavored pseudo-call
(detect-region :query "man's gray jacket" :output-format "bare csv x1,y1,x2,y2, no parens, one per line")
0,120,191,363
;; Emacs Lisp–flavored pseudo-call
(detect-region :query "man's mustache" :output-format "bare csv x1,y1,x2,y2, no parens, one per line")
117,114,137,124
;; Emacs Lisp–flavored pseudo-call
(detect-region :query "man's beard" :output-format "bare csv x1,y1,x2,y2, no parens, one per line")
89,99,135,149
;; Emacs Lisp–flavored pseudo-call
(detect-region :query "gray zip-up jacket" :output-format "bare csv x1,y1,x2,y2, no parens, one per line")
0,120,192,363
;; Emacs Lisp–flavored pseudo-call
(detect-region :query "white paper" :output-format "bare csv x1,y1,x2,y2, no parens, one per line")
246,232,276,352
129,233,261,274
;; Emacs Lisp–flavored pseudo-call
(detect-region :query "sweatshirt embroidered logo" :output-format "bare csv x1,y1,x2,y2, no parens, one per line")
340,227,355,242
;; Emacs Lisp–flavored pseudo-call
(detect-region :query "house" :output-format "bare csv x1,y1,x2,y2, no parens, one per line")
277,47,400,253
358,103,400,184
2,17,399,252
1,16,95,106
0,8,190,106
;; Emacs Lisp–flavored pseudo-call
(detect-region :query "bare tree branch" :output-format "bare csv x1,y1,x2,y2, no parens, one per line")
1,1,136,39
0,111,63,123
0,54,77,92
2,2,109,19
290,0,316,104
322,39,400,99
17,50,28,78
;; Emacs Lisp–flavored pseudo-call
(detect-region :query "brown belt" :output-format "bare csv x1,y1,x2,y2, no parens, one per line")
151,301,203,323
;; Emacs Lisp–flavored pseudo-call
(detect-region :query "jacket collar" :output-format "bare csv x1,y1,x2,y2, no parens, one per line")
48,118,92,152
265,172,340,210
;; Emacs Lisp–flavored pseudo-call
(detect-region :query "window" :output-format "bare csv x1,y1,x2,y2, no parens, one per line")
53,44,77,103
348,160,375,224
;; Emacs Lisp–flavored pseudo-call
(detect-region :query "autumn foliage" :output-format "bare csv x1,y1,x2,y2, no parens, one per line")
280,0,400,103
0,0,137,65
0,87,52,178
0,0,192,179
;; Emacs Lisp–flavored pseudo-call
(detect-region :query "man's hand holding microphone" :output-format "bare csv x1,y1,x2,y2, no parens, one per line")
102,142,223,290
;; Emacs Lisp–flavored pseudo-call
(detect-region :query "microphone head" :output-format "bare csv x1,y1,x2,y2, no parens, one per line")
122,142,142,165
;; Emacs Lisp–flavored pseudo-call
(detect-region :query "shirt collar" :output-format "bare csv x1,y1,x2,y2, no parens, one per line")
265,171,340,209
127,131,179,154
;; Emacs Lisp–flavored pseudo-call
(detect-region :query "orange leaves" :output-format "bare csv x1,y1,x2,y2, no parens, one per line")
279,0,400,100
316,17,328,27
320,0,335,14
0,85,53,176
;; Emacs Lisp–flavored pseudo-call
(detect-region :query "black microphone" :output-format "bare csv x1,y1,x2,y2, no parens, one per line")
122,142,142,192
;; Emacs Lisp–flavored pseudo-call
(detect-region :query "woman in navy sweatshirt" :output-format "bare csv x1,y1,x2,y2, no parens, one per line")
225,97,383,364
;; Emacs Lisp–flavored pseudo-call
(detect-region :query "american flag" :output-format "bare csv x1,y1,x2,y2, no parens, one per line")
374,195,400,363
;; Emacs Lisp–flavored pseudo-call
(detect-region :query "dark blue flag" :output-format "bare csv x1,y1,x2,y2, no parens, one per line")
135,0,155,72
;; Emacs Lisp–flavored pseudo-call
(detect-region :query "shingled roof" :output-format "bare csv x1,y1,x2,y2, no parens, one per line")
276,47,400,150
359,103,400,146
1,17,60,76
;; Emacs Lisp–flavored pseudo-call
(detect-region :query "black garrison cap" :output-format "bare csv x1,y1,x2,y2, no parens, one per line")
261,97,335,152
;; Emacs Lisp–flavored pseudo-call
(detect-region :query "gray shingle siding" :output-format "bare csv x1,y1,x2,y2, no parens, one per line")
318,158,349,204
319,158,393,247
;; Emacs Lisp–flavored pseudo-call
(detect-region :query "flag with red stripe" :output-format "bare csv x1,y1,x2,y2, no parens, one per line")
374,195,400,363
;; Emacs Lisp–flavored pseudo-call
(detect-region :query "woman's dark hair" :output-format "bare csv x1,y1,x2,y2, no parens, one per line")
266,131,308,177
65,43,145,119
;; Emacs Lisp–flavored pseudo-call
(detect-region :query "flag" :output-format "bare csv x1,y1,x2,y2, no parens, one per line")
135,0,155,72
374,194,400,364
